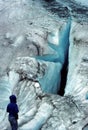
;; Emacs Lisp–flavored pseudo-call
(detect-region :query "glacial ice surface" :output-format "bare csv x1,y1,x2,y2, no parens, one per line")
0,0,88,130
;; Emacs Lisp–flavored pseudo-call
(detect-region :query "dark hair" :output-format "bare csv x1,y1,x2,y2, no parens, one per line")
9,95,17,103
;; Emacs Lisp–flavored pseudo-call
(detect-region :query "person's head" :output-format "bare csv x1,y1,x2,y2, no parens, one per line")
9,95,17,103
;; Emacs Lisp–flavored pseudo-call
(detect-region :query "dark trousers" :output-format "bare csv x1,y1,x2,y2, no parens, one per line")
9,116,18,130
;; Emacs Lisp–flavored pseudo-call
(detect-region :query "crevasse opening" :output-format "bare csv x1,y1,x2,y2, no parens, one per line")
36,18,71,94
58,52,68,96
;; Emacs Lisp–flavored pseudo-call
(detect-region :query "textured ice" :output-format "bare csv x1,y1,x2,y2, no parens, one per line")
36,18,71,93
74,0,88,6
0,0,88,130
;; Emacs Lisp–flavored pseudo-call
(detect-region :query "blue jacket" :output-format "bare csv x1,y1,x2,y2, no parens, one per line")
7,103,19,116
7,95,19,118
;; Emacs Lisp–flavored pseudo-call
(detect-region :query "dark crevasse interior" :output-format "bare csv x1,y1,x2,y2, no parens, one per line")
58,52,68,96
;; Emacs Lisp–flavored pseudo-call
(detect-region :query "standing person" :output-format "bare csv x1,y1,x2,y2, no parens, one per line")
7,95,19,130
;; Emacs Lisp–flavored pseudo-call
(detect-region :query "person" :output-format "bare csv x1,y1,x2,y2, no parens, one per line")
7,95,19,130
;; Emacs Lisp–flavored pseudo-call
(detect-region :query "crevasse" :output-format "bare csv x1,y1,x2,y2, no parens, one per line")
36,18,71,94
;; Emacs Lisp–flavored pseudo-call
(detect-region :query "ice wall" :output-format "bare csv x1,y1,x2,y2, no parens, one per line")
65,21,88,102
36,18,71,93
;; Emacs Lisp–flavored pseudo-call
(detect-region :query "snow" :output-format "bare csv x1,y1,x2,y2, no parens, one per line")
74,0,88,6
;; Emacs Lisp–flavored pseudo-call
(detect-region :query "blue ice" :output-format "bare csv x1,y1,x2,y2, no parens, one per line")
36,18,71,94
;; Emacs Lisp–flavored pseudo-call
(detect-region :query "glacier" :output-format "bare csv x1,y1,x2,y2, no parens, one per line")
0,0,88,130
